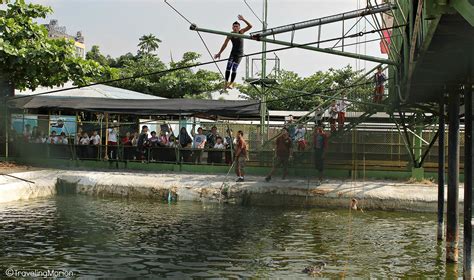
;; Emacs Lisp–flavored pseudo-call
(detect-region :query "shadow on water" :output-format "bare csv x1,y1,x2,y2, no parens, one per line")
0,191,468,278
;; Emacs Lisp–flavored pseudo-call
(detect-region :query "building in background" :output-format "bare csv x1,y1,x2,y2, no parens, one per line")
44,19,85,58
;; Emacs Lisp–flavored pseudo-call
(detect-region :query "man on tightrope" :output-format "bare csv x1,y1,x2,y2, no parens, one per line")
214,15,252,90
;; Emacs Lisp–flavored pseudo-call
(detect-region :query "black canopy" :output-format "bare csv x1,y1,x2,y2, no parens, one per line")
8,96,261,118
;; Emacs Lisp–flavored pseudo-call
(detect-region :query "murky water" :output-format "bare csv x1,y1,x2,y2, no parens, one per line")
0,195,464,278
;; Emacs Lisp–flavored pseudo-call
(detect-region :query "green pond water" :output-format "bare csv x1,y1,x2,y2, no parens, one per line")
0,195,464,278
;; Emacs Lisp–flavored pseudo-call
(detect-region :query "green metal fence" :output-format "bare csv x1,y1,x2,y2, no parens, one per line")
0,115,463,174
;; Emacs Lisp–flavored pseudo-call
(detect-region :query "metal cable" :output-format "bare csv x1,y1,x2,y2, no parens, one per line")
243,0,263,24
164,0,225,81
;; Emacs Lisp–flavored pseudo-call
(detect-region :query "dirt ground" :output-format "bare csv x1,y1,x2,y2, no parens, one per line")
0,161,43,175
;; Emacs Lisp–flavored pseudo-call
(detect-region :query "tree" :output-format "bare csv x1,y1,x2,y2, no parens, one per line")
238,65,372,111
0,0,107,95
112,51,221,99
137,34,161,55
86,45,109,66
153,52,221,98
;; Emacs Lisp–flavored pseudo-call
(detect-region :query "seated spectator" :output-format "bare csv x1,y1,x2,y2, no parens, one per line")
33,131,47,144
167,134,178,162
213,136,225,164
79,132,90,159
168,134,178,148
47,131,59,144
59,132,69,144
214,136,225,149
80,132,90,145
158,130,168,147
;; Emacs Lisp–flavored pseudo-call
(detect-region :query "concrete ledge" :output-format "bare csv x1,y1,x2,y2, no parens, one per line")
0,169,461,212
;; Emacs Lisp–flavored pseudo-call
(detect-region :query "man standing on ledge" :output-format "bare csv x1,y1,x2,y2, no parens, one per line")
214,15,252,90
234,130,248,182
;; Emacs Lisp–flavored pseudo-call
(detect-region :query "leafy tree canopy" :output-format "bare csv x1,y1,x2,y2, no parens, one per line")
0,0,107,91
238,65,373,111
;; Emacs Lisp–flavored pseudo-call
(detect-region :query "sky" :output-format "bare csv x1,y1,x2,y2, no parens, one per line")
30,0,386,79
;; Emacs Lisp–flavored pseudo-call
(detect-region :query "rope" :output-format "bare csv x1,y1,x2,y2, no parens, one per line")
242,0,263,24
164,0,192,25
164,0,225,81
196,31,226,81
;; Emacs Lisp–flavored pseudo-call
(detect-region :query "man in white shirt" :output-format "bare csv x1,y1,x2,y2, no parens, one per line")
90,130,101,159
191,125,207,163
336,95,350,132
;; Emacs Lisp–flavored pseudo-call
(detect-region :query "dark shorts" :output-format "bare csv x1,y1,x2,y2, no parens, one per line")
228,53,242,65
314,149,324,172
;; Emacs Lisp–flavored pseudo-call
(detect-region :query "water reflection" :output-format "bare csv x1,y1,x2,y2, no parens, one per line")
0,195,465,278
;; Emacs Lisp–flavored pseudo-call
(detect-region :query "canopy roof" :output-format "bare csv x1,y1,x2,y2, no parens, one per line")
8,96,261,118
15,82,165,100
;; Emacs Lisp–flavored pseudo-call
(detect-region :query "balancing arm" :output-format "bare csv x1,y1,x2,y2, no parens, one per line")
214,37,230,59
238,15,252,33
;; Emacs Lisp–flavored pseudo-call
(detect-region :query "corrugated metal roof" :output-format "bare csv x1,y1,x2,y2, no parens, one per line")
15,82,164,100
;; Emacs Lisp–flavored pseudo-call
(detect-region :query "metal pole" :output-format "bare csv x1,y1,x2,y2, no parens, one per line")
464,43,474,279
464,82,473,279
250,3,394,38
437,94,445,241
191,26,397,66
446,88,460,263
259,0,268,139
413,114,423,163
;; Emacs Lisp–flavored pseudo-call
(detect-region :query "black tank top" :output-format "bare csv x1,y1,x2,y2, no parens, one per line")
230,32,244,56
